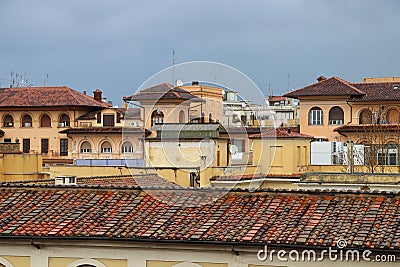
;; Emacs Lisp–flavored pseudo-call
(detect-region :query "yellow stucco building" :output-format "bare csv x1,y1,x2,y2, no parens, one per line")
0,86,107,159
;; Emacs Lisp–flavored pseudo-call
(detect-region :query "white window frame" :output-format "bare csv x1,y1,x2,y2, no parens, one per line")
101,147,112,154
309,108,323,125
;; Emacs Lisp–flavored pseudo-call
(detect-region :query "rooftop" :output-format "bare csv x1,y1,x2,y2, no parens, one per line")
59,127,151,135
285,76,400,102
250,128,313,139
0,185,399,251
0,86,108,108
284,77,364,98
124,83,204,103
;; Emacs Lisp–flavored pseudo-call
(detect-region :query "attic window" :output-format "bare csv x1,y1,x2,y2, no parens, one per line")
393,84,399,90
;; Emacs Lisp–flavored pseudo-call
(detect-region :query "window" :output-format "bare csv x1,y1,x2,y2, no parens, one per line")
23,139,30,153
41,139,49,154
80,141,92,153
209,113,213,123
377,143,398,166
359,109,372,124
96,112,101,124
59,114,70,127
122,141,133,153
4,139,11,143
179,110,185,123
40,114,51,127
386,108,399,124
101,141,112,153
3,114,13,127
151,110,164,126
60,138,68,156
308,107,323,125
103,114,115,127
328,106,344,125
21,114,32,127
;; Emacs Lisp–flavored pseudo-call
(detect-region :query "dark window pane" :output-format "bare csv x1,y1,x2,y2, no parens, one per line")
103,114,115,127
41,139,49,154
23,139,30,153
60,138,68,156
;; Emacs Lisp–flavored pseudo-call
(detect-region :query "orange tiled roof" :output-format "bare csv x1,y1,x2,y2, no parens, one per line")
211,173,302,181
334,124,400,133
268,96,286,102
250,128,313,138
59,127,151,135
285,76,400,102
351,82,400,102
285,77,364,98
0,185,399,251
124,83,204,102
0,86,108,108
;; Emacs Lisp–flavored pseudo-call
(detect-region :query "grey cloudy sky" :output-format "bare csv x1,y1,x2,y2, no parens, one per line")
0,0,399,104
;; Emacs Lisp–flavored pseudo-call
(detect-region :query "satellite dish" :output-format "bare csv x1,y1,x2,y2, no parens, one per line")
229,145,238,155
176,80,183,86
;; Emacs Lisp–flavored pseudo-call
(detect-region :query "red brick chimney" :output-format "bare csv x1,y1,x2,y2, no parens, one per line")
93,89,102,102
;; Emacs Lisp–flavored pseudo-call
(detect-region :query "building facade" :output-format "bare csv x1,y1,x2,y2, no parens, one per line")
0,86,108,159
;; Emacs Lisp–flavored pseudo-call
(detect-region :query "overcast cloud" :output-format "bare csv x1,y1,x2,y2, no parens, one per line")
0,0,399,104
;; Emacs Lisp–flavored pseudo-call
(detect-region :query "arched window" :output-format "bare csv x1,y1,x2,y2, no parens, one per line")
151,110,164,126
328,106,344,125
66,259,106,267
3,114,14,127
0,257,15,267
59,114,70,127
386,108,399,124
359,109,372,124
179,110,185,123
101,141,112,153
122,141,133,153
308,107,323,125
21,114,32,127
40,114,51,127
80,141,92,153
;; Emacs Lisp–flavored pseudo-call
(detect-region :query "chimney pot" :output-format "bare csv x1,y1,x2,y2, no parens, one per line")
93,89,102,102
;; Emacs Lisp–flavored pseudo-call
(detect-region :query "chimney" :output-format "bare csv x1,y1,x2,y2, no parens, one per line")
93,89,102,102
317,76,327,82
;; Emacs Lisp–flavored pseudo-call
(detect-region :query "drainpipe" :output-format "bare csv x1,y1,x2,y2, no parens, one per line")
346,100,353,124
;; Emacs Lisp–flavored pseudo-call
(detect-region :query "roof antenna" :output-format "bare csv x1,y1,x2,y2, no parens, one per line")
44,73,49,86
287,73,291,91
172,50,175,86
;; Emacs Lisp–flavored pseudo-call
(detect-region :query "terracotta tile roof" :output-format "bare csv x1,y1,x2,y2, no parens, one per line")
284,77,365,98
334,124,400,133
123,83,204,102
351,82,400,102
76,175,180,188
285,76,400,102
59,127,151,135
0,86,108,108
0,186,399,251
124,108,141,119
1,174,180,189
268,96,286,102
250,128,313,138
211,173,302,181
77,107,130,121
